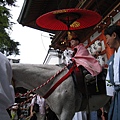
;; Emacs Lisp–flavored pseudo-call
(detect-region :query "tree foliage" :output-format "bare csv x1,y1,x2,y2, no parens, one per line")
0,0,20,56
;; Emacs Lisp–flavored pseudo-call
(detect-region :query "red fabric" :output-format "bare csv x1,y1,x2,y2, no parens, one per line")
72,44,102,76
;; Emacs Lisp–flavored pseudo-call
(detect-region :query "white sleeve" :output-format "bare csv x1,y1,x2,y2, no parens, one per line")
31,97,36,106
106,68,114,96
0,53,15,109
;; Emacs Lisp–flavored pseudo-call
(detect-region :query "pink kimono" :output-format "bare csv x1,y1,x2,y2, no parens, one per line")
72,44,102,76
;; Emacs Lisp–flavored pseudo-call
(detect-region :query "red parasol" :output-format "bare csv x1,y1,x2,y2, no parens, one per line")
36,8,102,31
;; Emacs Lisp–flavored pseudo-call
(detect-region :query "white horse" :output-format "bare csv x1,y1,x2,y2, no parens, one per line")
12,63,110,120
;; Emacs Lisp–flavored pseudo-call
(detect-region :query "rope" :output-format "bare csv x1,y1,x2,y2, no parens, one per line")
12,63,76,107
11,63,75,108
9,64,69,108
8,94,37,109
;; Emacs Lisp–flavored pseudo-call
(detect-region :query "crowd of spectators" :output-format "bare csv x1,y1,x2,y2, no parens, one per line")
8,93,58,120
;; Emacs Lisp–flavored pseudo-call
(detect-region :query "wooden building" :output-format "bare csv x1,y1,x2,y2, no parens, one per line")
17,0,120,66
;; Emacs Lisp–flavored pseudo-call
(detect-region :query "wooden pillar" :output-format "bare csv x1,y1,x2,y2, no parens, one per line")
101,30,114,60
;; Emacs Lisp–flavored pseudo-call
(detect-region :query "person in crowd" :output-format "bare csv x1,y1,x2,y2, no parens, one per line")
11,103,19,120
97,109,103,120
30,94,46,120
104,24,120,120
63,37,102,80
7,108,12,119
0,52,15,119
19,113,25,120
20,102,31,118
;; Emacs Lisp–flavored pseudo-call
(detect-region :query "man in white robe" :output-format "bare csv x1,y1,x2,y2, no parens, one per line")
104,24,120,120
0,52,15,119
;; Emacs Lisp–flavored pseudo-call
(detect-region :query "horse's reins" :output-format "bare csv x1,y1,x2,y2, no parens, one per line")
14,65,67,99
9,65,67,109
10,63,76,108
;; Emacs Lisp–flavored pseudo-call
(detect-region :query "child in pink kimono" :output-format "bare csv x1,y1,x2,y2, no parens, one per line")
67,38,102,79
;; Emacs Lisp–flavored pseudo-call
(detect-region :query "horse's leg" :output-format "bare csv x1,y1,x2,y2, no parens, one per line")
48,93,76,120
59,101,76,120
49,79,79,120
53,98,76,120
58,93,82,120
59,92,83,120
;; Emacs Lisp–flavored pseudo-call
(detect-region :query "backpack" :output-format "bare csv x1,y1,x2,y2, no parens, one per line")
33,96,39,113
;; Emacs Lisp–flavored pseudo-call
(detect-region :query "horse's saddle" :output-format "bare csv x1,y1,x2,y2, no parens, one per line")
71,65,107,96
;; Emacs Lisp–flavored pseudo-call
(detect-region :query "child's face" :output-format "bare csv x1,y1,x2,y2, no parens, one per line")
70,39,79,48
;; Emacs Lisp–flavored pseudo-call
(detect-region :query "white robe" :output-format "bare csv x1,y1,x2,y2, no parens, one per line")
0,52,15,120
106,47,120,96
114,47,120,85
